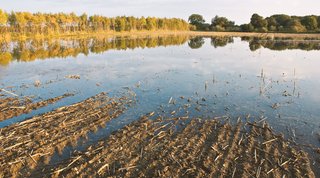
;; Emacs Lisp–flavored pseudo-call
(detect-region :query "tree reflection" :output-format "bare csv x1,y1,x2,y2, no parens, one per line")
1,36,320,66
210,37,234,48
241,36,320,51
188,37,205,49
0,35,189,65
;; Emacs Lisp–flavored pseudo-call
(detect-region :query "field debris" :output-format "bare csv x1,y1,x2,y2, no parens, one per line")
0,88,19,97
34,80,41,87
0,93,73,121
65,75,80,79
271,103,280,109
0,92,129,178
34,117,316,178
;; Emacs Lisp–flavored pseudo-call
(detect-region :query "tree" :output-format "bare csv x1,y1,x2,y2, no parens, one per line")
211,15,235,31
8,12,17,27
271,14,291,26
137,17,146,30
79,13,88,31
240,24,254,32
32,13,46,33
287,19,306,32
126,17,136,31
46,14,59,32
14,12,29,33
301,16,318,31
0,9,8,25
266,17,277,31
188,14,205,30
0,9,8,33
115,16,126,31
270,14,291,31
250,13,267,31
146,17,156,30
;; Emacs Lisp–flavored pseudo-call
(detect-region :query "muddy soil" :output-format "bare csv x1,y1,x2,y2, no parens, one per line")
28,117,316,178
0,93,73,121
0,92,130,178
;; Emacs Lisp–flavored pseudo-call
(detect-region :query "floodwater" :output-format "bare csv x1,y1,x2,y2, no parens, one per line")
0,35,320,167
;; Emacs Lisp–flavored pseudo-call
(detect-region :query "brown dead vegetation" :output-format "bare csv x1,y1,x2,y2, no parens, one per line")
0,93,73,121
0,92,129,178
38,117,315,178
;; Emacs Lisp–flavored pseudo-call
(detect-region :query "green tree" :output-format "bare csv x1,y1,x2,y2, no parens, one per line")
287,19,306,32
271,14,291,25
115,16,126,31
211,15,235,31
8,12,17,27
266,17,277,31
270,14,291,31
126,17,136,31
250,13,268,31
240,23,254,32
188,14,205,30
301,16,318,31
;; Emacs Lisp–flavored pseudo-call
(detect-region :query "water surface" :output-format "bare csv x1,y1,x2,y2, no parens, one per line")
0,35,319,166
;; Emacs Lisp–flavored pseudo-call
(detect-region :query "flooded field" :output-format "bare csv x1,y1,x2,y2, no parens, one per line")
0,35,320,177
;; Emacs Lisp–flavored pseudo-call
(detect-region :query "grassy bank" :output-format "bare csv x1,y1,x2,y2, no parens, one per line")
2,30,320,41
0,30,190,41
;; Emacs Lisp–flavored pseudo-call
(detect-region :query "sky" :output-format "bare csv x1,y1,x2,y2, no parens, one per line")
1,0,319,24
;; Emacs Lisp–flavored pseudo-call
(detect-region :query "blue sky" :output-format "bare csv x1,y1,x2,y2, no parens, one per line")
1,0,319,24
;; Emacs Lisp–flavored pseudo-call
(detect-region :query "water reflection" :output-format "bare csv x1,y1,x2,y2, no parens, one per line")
188,37,234,49
210,37,234,48
1,35,320,66
187,36,320,51
0,35,189,66
188,37,205,49
241,37,320,51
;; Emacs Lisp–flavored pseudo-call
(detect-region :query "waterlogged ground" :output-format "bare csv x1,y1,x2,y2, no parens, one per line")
0,35,320,177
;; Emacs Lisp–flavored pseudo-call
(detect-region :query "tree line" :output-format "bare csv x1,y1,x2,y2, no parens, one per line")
188,13,320,33
0,9,190,36
1,9,318,36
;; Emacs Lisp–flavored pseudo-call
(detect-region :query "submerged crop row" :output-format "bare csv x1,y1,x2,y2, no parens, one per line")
0,92,131,178
1,114,315,177
0,93,73,121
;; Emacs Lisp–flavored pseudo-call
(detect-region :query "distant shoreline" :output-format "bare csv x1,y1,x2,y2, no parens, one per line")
187,31,320,39
1,30,320,41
